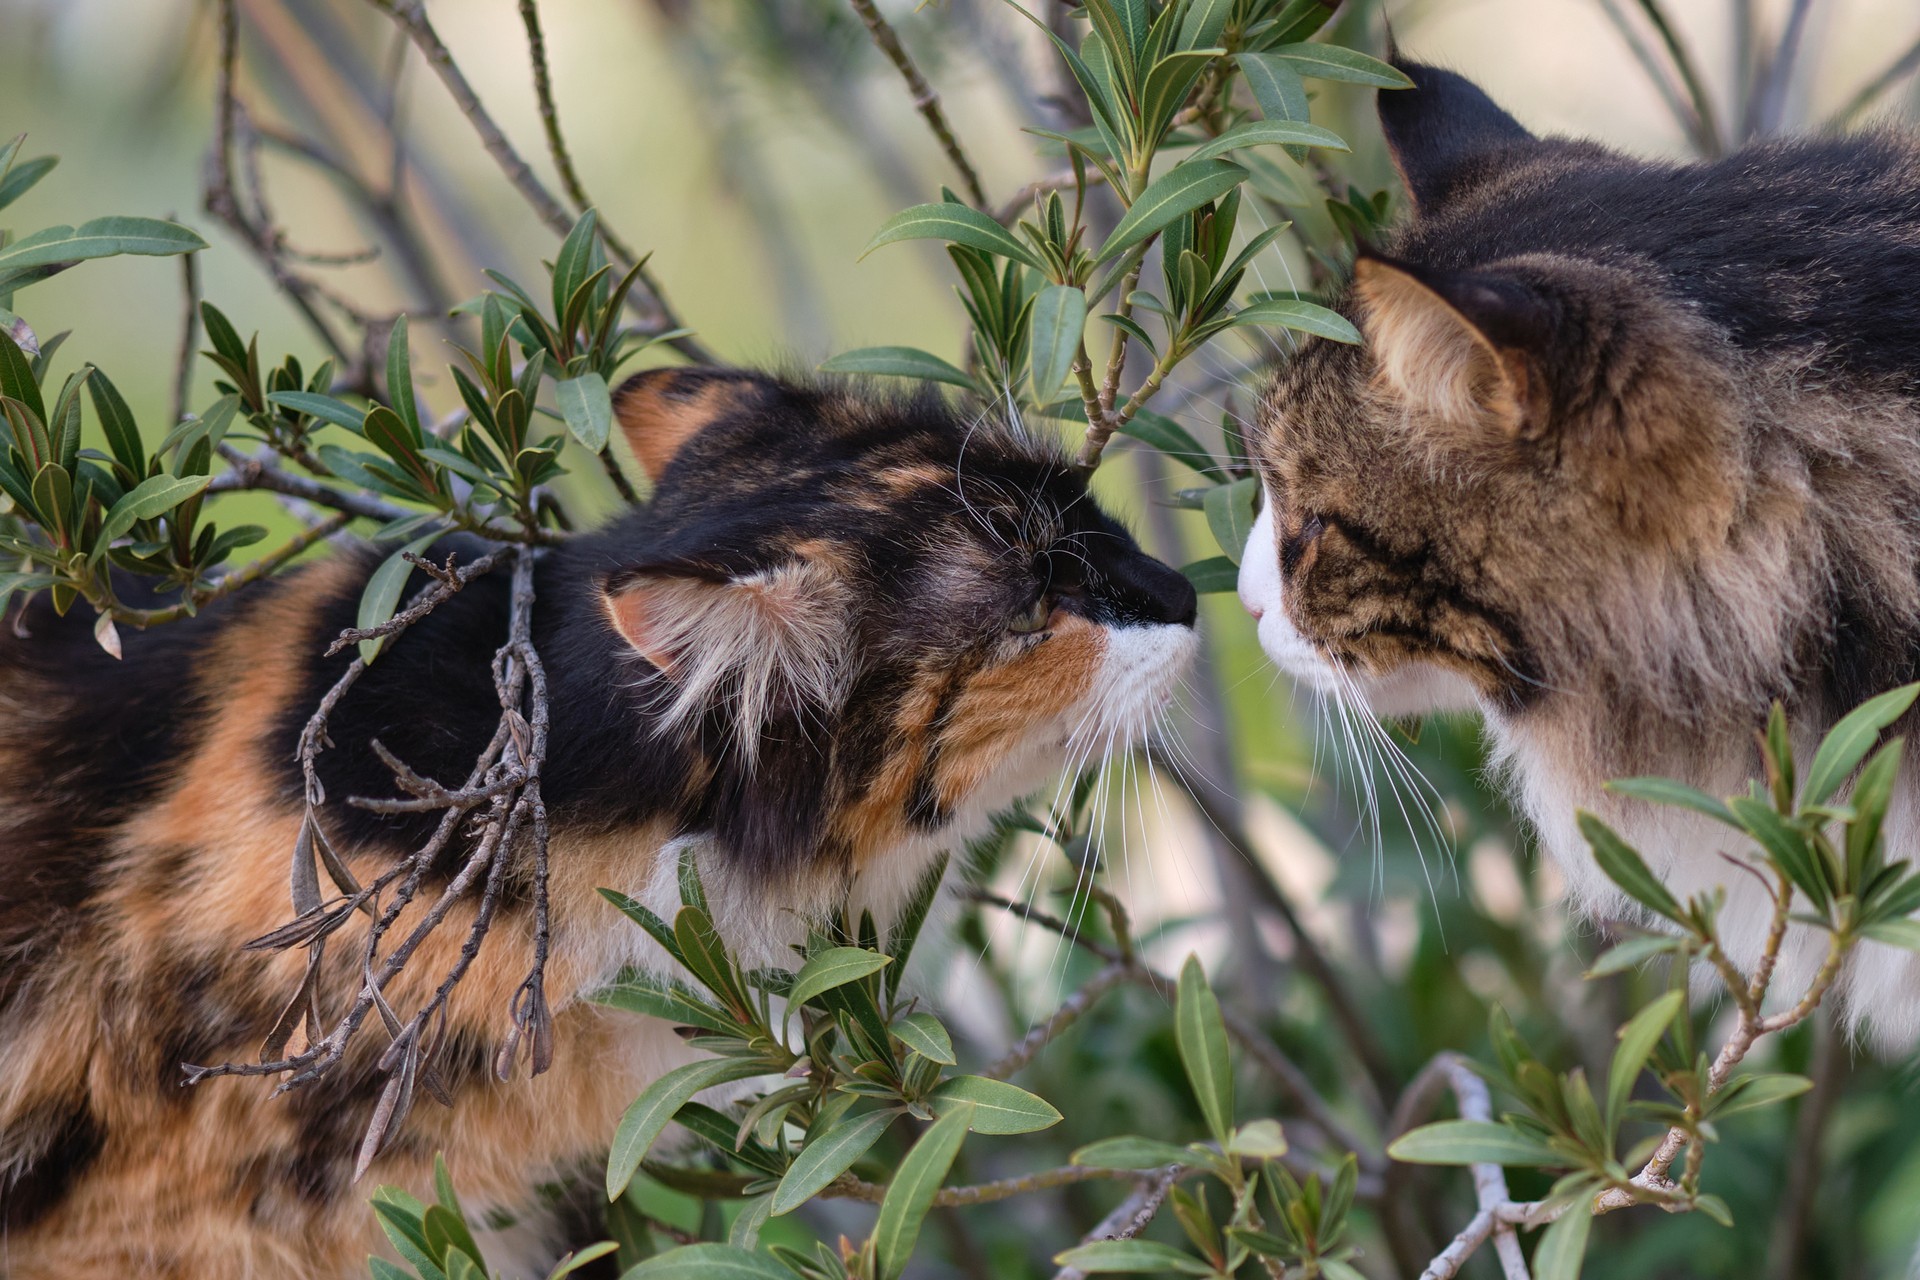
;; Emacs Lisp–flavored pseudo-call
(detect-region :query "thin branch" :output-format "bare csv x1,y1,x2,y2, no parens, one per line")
828,1162,1138,1207
1748,0,1814,140
1826,34,1920,129
1592,0,1715,156
1052,1167,1181,1280
172,245,202,427
1632,0,1724,154
985,961,1132,1080
846,0,990,209
110,513,350,627
365,0,713,364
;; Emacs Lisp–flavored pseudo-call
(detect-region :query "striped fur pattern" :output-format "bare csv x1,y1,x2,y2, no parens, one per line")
0,369,1198,1275
1237,59,1920,1049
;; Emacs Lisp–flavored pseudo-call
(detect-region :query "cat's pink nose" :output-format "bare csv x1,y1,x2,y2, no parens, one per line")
1245,601,1265,620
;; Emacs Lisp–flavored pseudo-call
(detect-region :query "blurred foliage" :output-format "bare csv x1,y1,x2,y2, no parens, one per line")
7,1,1920,1278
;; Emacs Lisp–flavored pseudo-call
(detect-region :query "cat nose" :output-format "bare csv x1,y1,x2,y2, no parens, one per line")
1111,552,1197,627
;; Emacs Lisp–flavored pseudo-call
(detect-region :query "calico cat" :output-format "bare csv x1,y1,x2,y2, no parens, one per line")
1238,59,1920,1048
0,367,1198,1276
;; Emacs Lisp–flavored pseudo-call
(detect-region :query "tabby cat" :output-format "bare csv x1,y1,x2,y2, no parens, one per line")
1238,57,1920,1049
0,368,1198,1276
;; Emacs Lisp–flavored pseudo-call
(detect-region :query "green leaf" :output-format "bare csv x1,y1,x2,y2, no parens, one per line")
1861,918,1920,950
1051,1239,1213,1274
590,974,737,1035
1231,298,1361,344
1728,796,1831,913
1387,1120,1566,1167
1183,120,1349,164
928,1075,1062,1134
595,888,680,963
0,153,56,214
1268,43,1414,88
552,209,600,326
1605,777,1739,828
557,373,614,453
1578,811,1683,921
1202,476,1259,564
819,346,975,390
1094,160,1247,267
96,474,211,546
768,1107,897,1216
1238,54,1310,130
1029,284,1088,406
546,1242,620,1280
1607,990,1682,1132
1226,1118,1288,1158
1532,1200,1593,1280
1585,933,1684,979
787,947,890,1010
605,1057,765,1201
1175,955,1234,1146
1071,1135,1193,1170
0,217,207,290
894,1012,956,1065
1706,1072,1813,1119
872,1102,973,1280
266,390,366,433
1181,556,1239,594
0,324,46,424
356,532,440,664
861,203,1043,270
884,851,946,1001
622,1243,802,1280
1802,683,1920,806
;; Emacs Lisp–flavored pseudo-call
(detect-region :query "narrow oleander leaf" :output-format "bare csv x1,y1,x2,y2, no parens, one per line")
1607,990,1682,1133
1231,298,1361,344
1051,1239,1214,1274
355,532,440,664
1183,120,1350,164
0,216,207,290
1728,796,1831,913
1238,53,1310,127
266,390,367,433
1094,161,1247,267
1605,777,1740,828
861,203,1043,270
96,473,211,545
819,346,975,390
552,209,600,326
1802,682,1920,806
622,1243,803,1279
589,973,737,1035
545,1242,620,1280
1029,284,1088,406
1705,1072,1812,1119
1861,918,1920,951
894,1011,956,1065
1387,1120,1565,1167
0,153,56,214
928,1075,1062,1134
1578,810,1683,921
1268,42,1414,88
768,1107,897,1216
1071,1135,1193,1170
557,373,614,452
1113,408,1217,473
1202,476,1259,564
787,947,890,1010
1531,1198,1593,1280
1181,556,1240,594
1585,933,1684,979
871,1103,973,1280
1175,955,1234,1146
605,1058,765,1201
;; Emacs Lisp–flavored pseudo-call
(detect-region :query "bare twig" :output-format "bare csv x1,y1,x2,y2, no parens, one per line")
846,0,990,209
1826,34,1920,129
1593,0,1715,156
172,245,202,428
984,961,1132,1080
1052,1167,1181,1280
366,0,712,364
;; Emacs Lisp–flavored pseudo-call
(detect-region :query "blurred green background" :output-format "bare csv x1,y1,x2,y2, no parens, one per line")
9,1,1920,1276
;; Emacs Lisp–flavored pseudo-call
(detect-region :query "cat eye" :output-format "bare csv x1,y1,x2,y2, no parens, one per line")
1008,597,1052,634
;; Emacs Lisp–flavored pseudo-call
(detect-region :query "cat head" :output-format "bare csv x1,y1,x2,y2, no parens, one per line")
597,367,1198,878
1239,60,1750,720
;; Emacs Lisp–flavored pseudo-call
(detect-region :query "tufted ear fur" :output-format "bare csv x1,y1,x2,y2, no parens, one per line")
1378,59,1538,215
613,367,776,482
1355,252,1552,437
601,553,854,758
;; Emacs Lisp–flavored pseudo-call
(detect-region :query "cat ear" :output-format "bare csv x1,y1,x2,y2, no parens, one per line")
612,367,776,482
1379,59,1536,214
600,550,853,749
1354,251,1554,437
